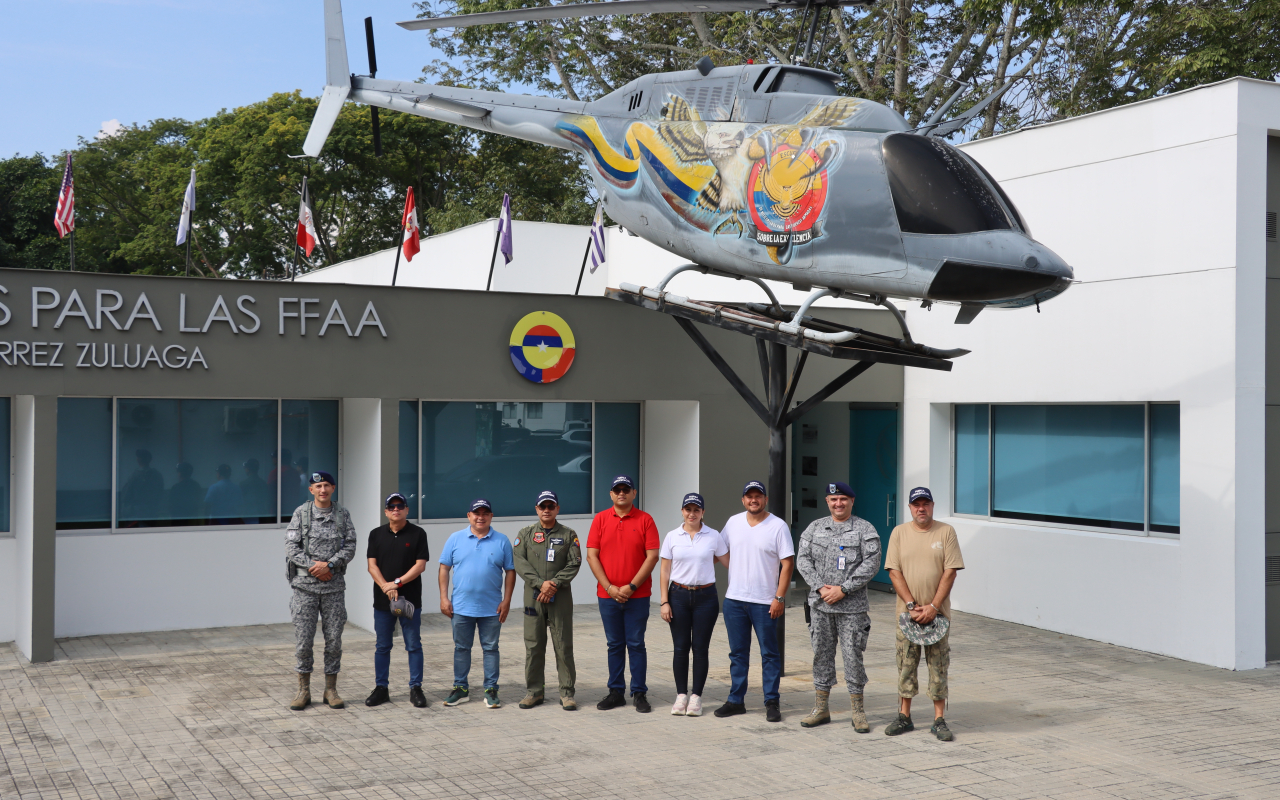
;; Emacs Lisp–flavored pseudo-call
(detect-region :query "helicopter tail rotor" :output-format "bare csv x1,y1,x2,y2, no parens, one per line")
302,0,352,158
364,17,383,157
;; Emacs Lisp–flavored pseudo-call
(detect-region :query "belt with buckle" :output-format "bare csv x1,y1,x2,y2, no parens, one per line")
671,581,715,590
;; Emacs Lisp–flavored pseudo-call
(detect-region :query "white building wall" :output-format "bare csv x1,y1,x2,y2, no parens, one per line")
903,79,1279,670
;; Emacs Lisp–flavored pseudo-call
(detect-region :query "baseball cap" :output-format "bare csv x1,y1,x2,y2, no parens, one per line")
610,475,635,490
742,480,767,496
309,471,336,486
681,492,704,509
390,596,416,618
899,610,949,646
908,486,934,504
385,492,408,508
536,490,559,506
825,482,855,498
469,498,493,513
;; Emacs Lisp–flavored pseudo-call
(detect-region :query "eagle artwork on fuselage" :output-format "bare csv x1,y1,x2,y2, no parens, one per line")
556,95,860,265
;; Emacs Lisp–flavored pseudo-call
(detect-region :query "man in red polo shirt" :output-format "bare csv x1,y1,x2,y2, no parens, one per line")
585,475,660,713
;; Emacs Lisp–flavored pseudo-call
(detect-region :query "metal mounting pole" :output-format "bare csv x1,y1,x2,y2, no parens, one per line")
766,340,789,670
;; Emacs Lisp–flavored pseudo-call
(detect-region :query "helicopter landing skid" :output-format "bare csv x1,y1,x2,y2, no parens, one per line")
606,285,964,370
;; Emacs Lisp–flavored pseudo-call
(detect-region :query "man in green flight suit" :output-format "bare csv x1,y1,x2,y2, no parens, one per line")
513,490,582,710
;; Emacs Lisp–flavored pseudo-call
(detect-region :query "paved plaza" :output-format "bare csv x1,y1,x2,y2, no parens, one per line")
2,591,1279,800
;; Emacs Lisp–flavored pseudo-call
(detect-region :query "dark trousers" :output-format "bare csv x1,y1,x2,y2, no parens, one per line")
667,584,719,696
598,596,650,694
373,607,423,688
723,597,782,704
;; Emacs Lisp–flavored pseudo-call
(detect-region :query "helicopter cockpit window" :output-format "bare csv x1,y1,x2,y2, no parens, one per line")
882,134,1013,235
963,153,1030,236
759,69,837,96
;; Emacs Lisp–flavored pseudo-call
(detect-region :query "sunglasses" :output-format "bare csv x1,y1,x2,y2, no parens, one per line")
386,503,407,511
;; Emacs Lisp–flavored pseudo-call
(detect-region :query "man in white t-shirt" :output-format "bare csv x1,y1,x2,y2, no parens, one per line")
713,481,795,722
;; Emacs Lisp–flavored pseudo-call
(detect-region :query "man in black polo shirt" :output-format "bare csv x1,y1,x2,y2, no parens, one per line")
365,492,431,708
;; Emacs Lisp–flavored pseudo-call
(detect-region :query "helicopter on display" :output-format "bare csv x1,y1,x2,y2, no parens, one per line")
302,0,1074,344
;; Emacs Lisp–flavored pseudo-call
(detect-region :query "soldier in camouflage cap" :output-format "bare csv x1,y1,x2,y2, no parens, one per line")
795,481,881,733
284,471,357,711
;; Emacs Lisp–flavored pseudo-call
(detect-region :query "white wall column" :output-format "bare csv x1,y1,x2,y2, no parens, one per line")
340,398,397,633
642,401,699,535
13,396,56,662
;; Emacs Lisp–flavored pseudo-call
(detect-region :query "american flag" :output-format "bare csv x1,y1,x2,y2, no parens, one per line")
587,203,605,273
54,154,74,238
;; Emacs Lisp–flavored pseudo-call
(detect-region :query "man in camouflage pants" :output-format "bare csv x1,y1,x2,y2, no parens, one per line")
285,471,357,711
795,481,882,733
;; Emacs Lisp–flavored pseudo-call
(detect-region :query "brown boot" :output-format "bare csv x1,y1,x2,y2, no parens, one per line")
850,694,870,733
290,673,311,711
800,689,831,728
323,674,345,709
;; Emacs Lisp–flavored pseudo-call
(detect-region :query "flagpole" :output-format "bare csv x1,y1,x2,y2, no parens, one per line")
390,233,404,287
485,217,502,291
69,228,76,272
573,236,592,296
184,223,192,277
291,175,306,282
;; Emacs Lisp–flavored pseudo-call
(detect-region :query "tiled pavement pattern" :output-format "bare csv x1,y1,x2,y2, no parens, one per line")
3,591,1279,800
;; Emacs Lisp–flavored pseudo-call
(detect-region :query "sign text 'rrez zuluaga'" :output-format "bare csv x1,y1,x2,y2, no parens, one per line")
0,285,388,371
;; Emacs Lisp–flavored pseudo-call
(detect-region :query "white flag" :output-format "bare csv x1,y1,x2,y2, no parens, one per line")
176,169,195,246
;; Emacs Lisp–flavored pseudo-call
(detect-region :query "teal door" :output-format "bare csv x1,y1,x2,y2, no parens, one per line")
849,407,898,587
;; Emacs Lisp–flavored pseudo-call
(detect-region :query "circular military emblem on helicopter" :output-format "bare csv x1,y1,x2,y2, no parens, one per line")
509,311,576,384
749,142,829,251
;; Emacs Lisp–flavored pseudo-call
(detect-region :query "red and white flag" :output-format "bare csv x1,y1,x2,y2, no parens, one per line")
401,186,420,261
296,177,318,257
54,154,75,238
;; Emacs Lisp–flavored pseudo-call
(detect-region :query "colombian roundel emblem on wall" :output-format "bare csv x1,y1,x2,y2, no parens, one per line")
509,311,576,384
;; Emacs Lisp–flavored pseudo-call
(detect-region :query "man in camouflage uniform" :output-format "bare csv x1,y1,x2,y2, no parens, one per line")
512,491,582,710
795,481,881,733
285,471,357,711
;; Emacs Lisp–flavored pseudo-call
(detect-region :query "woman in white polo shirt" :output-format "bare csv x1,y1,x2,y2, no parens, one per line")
659,492,730,717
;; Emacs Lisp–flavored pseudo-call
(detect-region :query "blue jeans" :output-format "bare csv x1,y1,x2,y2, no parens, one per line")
451,614,502,690
723,597,782,704
374,608,423,688
598,596,650,694
668,584,719,696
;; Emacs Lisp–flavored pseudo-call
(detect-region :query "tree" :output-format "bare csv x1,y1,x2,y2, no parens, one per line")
0,91,594,276
0,154,62,270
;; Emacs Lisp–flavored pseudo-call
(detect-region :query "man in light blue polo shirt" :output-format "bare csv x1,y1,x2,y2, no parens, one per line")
438,498,516,709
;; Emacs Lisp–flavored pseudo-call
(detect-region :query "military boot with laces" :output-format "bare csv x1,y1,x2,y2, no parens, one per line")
290,673,311,711
800,689,831,728
323,673,345,708
850,694,870,733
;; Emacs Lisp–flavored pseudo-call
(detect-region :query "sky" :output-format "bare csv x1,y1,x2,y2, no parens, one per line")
0,0,452,159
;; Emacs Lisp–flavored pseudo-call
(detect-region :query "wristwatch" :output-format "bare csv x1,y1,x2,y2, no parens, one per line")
394,578,402,586
628,583,639,592
906,601,916,611
774,594,785,602
327,561,335,570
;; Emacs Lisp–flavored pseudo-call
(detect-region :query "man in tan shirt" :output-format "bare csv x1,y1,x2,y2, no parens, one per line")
883,486,964,741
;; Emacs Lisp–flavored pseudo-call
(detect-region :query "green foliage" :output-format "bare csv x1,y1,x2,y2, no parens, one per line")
0,154,62,270
0,91,593,277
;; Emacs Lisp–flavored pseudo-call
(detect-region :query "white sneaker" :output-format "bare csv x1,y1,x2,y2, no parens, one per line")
685,694,702,716
671,694,688,715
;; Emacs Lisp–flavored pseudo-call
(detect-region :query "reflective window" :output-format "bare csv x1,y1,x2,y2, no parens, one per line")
117,399,278,527
954,404,989,515
399,401,419,518
882,134,1013,235
955,404,1177,534
279,400,340,519
421,401,592,518
58,398,113,530
595,403,641,511
0,398,10,533
1149,404,1180,533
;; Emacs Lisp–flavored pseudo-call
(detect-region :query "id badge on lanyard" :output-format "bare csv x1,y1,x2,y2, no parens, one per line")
546,547,556,563
837,546,846,571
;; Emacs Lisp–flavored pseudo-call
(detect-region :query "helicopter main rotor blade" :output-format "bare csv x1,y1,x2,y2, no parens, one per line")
398,0,869,31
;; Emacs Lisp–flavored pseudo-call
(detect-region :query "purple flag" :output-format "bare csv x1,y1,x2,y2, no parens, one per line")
588,204,606,273
497,193,513,264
